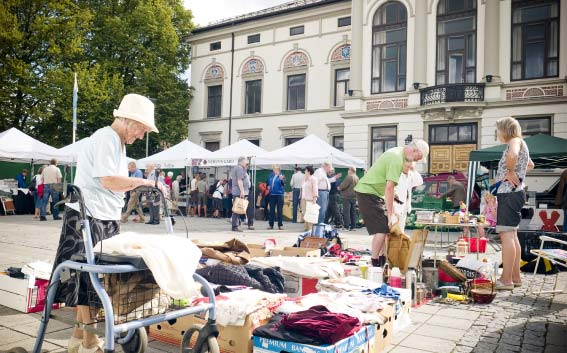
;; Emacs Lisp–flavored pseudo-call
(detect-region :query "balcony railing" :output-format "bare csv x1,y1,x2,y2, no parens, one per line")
420,83,485,106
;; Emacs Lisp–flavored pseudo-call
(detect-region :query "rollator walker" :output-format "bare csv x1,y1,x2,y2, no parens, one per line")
32,184,220,353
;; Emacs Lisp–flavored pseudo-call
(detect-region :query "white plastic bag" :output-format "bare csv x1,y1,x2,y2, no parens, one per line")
304,201,320,224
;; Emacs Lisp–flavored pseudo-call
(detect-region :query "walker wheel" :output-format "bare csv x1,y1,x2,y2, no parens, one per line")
120,327,148,353
180,325,220,353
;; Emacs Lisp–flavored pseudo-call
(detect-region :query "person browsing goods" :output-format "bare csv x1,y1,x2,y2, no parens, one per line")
314,162,341,224
355,140,429,267
40,159,63,221
230,156,250,232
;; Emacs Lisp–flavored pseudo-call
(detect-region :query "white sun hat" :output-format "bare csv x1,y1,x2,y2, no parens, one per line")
113,93,159,133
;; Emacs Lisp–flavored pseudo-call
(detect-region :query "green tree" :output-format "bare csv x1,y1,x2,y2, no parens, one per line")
0,0,193,158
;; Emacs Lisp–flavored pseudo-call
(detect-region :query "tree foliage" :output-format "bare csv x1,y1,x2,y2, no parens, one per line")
0,0,193,158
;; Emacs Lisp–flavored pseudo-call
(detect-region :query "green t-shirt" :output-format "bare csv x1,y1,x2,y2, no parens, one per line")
355,147,404,198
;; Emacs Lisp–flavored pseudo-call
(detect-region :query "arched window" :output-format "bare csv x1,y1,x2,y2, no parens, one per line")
436,0,477,84
371,2,407,94
511,0,559,81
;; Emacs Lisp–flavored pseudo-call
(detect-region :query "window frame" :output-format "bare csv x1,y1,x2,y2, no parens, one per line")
338,16,351,27
371,1,408,94
205,141,220,152
332,135,345,151
510,0,560,81
247,33,261,44
334,68,350,107
435,0,478,85
285,137,303,146
516,116,552,136
206,85,222,118
290,25,305,36
370,125,398,164
210,41,221,51
428,122,478,145
244,79,262,115
247,139,260,147
286,73,306,111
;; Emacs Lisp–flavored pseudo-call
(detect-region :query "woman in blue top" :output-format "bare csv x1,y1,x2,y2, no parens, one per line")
267,164,286,230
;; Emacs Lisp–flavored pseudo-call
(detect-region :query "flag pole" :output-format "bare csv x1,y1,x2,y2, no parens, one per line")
72,73,78,144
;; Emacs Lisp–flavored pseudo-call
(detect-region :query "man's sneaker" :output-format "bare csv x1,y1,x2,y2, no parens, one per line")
53,217,62,220
232,227,243,232
40,216,47,221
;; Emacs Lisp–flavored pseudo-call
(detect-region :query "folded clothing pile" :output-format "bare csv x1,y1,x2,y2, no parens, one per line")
254,305,360,345
195,263,285,294
197,238,251,265
250,256,344,279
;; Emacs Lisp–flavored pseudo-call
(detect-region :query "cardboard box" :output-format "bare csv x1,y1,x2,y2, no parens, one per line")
253,324,376,353
300,237,328,249
150,311,269,353
407,229,428,271
271,247,320,257
375,303,395,352
0,274,60,313
282,271,319,298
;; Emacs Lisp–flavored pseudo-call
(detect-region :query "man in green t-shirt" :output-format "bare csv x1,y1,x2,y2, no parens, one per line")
355,140,429,267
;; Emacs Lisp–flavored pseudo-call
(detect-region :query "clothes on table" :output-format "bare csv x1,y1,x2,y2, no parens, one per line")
281,305,360,344
253,314,325,346
197,238,251,265
195,263,285,294
96,232,201,299
250,256,344,279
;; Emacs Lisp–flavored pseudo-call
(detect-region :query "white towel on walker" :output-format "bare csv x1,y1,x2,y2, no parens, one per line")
96,232,202,299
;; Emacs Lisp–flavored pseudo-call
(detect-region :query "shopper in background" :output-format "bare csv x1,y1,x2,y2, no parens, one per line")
146,163,164,225
339,166,359,231
212,179,226,218
16,169,28,188
290,167,304,223
267,164,286,230
494,117,534,290
172,175,183,210
196,173,208,217
40,159,63,221
314,162,341,224
355,140,429,267
301,166,318,231
164,171,173,189
51,93,164,353
438,175,466,209
325,168,343,227
32,166,46,219
120,162,145,223
231,157,250,232
189,173,198,216
554,169,567,232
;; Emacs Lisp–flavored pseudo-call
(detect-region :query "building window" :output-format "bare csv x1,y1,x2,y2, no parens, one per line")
371,1,407,94
371,126,397,163
332,136,344,151
210,41,221,51
334,68,350,106
511,0,559,81
245,80,262,114
290,25,304,36
285,137,302,146
436,0,477,85
248,33,260,44
518,117,551,136
338,16,351,27
287,74,306,110
205,141,220,151
207,85,222,118
248,139,260,146
429,123,477,144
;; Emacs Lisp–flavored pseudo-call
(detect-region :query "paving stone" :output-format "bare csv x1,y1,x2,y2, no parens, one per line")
0,337,62,352
0,328,30,346
544,345,567,353
546,323,567,347
409,312,431,323
435,308,480,321
413,325,466,341
496,343,521,352
454,346,474,353
479,336,499,344
412,305,441,315
392,330,411,345
397,334,455,353
426,315,473,330
521,344,544,353
474,342,498,352
389,347,426,353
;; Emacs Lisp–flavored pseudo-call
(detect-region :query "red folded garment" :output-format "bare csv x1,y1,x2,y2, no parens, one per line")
281,305,360,344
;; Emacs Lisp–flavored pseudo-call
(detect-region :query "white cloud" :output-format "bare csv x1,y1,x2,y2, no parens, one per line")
184,0,289,27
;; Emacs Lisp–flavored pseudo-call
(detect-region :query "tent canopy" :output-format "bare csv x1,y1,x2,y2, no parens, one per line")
469,134,567,169
253,134,366,169
0,127,71,164
59,138,135,164
199,139,267,167
136,139,213,169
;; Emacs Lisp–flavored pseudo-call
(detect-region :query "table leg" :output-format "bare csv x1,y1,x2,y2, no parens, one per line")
434,225,438,268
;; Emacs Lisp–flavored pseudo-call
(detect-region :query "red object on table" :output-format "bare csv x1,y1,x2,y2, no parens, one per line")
540,210,560,232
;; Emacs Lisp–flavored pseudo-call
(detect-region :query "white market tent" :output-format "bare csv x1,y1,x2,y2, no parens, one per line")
252,134,366,169
59,138,136,164
198,139,267,167
0,127,71,164
136,139,213,169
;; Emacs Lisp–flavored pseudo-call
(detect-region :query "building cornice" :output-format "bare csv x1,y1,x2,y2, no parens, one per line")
189,107,344,123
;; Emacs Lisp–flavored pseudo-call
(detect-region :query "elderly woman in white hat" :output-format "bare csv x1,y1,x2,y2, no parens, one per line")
50,94,167,353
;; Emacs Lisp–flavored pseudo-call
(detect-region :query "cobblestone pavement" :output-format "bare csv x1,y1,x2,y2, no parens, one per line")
0,215,565,352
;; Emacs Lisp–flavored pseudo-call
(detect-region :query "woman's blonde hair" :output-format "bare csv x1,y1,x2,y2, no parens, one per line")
272,164,280,171
496,117,522,141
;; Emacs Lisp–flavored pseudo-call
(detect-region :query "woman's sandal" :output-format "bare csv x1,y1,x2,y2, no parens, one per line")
67,337,82,353
77,340,104,353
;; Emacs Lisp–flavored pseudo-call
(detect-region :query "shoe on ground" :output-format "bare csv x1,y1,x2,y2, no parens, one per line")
248,226,255,230
53,217,62,220
278,226,284,230
77,340,104,353
496,279,514,291
267,226,274,230
68,337,82,353
513,281,523,287
40,216,47,221
232,228,243,232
